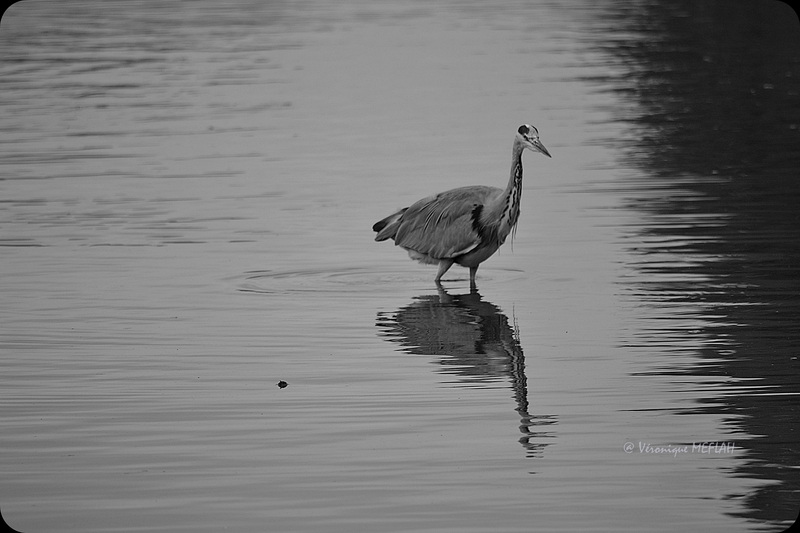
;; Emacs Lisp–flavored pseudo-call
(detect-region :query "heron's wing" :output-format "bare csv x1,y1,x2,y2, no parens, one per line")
394,186,501,260
373,208,406,241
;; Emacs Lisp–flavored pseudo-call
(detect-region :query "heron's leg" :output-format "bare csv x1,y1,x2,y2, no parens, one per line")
469,266,478,287
434,260,454,283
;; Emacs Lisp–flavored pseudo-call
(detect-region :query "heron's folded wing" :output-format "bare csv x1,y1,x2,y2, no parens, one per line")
394,187,497,259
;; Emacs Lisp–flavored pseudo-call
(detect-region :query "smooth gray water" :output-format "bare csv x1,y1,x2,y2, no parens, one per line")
1,1,798,532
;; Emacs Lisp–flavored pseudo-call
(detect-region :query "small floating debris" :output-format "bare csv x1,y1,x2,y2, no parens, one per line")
277,380,288,389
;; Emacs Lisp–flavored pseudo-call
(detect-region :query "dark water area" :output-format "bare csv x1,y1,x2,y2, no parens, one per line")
584,0,800,523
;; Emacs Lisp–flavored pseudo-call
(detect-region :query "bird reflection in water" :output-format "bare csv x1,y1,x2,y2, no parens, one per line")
376,286,556,462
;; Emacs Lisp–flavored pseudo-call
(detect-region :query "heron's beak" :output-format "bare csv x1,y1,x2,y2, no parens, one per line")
531,138,551,158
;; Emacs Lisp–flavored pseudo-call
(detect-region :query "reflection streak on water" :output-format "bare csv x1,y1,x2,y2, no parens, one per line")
376,286,557,462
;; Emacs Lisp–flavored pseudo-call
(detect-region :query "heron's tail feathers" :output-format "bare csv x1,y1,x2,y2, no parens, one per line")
373,208,407,241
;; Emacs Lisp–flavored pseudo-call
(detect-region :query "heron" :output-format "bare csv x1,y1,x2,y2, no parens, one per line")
373,124,551,285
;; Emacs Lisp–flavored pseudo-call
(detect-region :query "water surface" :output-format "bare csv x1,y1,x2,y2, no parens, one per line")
1,1,798,532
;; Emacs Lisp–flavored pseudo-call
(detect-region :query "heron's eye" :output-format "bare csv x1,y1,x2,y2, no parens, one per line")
518,125,529,135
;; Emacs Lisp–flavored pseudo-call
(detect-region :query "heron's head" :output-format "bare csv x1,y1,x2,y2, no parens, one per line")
517,124,551,158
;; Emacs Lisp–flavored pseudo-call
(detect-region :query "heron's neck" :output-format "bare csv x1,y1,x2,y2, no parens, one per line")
482,141,525,240
504,141,525,200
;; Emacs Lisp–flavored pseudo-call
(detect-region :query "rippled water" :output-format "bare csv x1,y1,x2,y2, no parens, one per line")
1,1,798,532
